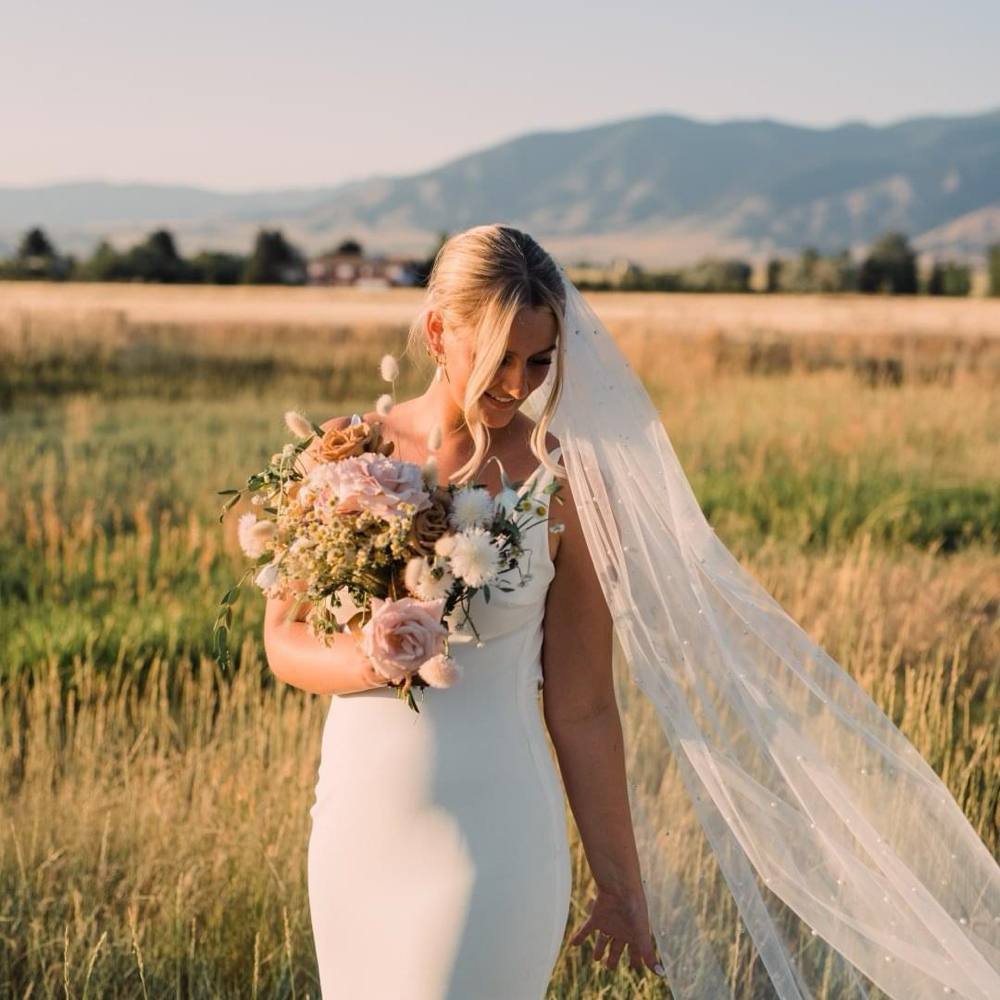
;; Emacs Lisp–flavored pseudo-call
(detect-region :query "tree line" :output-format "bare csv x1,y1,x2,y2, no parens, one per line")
3,224,999,296
579,233,1000,296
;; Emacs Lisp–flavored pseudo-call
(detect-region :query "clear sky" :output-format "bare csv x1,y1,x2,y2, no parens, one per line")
3,0,998,192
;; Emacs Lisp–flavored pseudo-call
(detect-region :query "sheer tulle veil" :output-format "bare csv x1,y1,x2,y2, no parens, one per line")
520,266,1000,999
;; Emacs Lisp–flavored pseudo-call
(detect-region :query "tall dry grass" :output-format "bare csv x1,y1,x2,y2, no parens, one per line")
1,283,997,997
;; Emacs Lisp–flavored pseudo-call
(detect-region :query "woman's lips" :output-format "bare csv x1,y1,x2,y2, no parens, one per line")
484,390,517,408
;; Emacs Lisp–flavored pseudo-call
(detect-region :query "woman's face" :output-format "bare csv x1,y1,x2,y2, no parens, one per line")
433,306,558,427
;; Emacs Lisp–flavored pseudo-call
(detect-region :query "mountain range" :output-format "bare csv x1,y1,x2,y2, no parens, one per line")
3,106,999,267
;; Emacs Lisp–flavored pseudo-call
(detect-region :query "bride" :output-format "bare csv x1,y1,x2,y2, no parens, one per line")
263,224,1000,999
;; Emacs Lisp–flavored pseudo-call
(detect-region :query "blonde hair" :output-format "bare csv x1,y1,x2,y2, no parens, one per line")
404,223,567,486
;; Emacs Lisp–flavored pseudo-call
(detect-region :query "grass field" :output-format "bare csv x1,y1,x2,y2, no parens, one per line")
1,282,998,997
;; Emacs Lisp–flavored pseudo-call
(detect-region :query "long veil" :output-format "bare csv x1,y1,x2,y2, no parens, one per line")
522,267,1000,999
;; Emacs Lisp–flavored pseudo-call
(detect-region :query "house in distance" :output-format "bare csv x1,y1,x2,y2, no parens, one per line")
307,250,422,288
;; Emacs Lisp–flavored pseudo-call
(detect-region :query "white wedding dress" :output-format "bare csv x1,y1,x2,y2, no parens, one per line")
307,447,572,999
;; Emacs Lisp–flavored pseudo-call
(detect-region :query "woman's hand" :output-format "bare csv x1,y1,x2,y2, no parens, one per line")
569,883,666,978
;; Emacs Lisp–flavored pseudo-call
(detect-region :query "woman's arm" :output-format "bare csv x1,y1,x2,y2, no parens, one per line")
262,413,387,697
541,470,661,975
263,586,385,696
541,474,644,897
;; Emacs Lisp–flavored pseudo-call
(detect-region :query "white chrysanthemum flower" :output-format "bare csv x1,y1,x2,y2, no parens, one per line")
380,354,399,381
284,410,313,439
434,533,457,558
375,393,393,416
449,486,494,531
421,454,439,490
448,527,502,587
404,556,455,601
238,512,266,557
427,422,443,451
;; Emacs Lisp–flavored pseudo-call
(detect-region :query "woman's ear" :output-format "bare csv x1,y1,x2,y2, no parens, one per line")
425,309,445,356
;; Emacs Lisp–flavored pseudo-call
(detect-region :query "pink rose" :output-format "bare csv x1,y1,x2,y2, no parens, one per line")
359,595,448,683
307,453,432,521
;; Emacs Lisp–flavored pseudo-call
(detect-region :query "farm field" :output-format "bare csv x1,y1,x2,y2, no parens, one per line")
1,281,998,998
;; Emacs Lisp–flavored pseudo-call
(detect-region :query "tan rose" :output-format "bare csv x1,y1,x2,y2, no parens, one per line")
406,486,451,557
316,419,395,463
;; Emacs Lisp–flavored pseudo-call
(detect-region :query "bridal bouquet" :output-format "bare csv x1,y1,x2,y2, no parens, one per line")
214,376,561,713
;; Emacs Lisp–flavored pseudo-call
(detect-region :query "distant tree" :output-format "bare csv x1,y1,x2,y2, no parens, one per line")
17,227,56,259
76,239,130,281
858,231,918,294
926,260,971,296
0,226,73,279
188,250,248,285
244,228,305,284
765,257,783,293
335,237,364,255
618,267,683,292
411,229,450,287
784,247,856,293
124,228,190,283
988,243,1000,297
680,257,752,293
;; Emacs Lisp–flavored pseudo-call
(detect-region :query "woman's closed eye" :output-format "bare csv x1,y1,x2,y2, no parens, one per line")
502,354,553,368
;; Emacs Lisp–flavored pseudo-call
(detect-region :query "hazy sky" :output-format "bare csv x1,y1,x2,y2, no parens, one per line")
3,0,997,192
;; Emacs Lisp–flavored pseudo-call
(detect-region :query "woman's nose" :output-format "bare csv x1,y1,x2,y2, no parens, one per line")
501,364,530,398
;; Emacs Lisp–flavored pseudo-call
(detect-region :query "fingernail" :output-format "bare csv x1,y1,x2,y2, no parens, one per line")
654,962,666,976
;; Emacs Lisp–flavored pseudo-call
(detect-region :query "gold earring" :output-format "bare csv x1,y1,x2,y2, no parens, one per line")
429,346,447,382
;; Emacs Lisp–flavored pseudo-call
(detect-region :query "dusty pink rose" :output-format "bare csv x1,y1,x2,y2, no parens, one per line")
359,595,448,683
307,453,432,520
418,653,463,689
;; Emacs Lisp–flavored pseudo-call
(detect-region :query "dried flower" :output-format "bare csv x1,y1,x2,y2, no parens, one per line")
284,410,313,439
380,354,400,382
421,454,440,490
375,393,393,416
419,653,463,688
427,423,443,451
407,486,451,556
238,512,266,557
315,420,394,464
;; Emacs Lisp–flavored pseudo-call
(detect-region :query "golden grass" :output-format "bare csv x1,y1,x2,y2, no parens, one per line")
1,283,997,997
